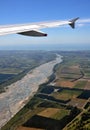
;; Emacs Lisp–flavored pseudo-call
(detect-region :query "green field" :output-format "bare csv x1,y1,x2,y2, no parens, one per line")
74,81,87,89
52,89,82,101
51,109,70,120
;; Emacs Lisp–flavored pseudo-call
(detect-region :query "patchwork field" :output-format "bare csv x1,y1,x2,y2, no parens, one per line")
83,68,90,78
84,80,90,90
54,79,89,90
51,89,82,101
1,51,90,130
68,98,86,108
74,80,87,89
37,108,70,120
55,80,75,88
37,108,60,118
56,65,82,81
64,106,90,130
17,126,44,130
50,108,70,120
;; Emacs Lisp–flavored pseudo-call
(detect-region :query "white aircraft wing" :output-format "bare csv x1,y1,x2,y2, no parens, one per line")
0,17,79,37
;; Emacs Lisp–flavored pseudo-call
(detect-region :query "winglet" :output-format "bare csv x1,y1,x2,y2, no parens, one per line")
69,17,79,28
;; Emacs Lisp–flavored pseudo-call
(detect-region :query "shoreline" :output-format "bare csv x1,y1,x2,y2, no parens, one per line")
0,54,62,128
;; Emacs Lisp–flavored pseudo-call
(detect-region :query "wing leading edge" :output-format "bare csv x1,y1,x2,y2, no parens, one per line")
0,17,79,37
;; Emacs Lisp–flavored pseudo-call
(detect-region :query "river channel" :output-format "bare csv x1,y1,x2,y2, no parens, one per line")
0,54,62,128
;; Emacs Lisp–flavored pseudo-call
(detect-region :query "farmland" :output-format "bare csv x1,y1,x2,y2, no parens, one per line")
64,103,90,130
51,89,82,101
1,51,90,130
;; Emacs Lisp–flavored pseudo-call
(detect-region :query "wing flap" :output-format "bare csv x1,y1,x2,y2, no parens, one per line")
18,30,47,37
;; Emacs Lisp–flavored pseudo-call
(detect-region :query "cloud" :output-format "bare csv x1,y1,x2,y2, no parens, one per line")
77,23,85,27
78,18,90,23
77,18,90,27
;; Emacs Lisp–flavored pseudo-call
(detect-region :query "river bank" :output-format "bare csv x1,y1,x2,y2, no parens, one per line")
0,54,62,128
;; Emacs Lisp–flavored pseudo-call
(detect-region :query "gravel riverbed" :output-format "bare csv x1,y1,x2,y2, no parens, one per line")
0,54,62,128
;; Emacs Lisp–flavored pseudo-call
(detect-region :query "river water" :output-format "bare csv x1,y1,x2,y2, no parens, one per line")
0,54,62,128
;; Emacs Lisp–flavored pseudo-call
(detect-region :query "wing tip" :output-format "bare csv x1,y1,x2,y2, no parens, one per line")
69,17,79,28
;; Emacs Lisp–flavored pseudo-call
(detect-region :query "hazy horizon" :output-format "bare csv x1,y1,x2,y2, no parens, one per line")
0,43,90,51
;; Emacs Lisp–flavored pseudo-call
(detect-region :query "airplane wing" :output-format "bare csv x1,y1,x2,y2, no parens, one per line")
0,17,79,37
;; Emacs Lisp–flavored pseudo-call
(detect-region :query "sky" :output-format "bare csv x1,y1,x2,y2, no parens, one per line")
0,0,90,50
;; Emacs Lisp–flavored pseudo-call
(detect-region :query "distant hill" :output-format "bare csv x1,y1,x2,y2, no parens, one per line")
0,50,56,93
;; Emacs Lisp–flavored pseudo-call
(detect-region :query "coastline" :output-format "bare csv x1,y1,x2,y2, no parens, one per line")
0,54,62,128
